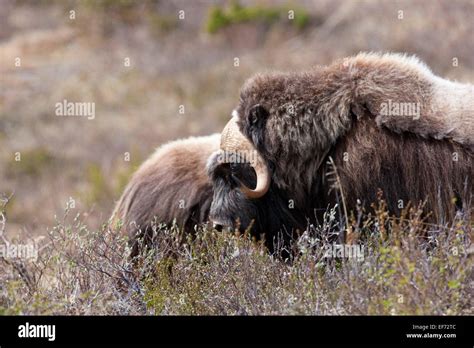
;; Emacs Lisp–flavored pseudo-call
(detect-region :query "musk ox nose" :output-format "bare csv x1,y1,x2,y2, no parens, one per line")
212,222,223,232
209,207,223,228
209,212,227,231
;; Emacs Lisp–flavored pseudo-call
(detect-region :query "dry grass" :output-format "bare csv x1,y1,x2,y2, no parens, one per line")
1,196,472,315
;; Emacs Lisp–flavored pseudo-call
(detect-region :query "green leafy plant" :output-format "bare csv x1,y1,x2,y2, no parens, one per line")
206,1,310,34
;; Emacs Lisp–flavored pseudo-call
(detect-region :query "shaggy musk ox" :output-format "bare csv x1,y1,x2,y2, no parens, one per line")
111,134,219,256
208,53,473,251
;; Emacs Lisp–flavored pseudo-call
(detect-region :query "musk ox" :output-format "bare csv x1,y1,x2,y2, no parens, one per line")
111,134,219,256
208,53,473,251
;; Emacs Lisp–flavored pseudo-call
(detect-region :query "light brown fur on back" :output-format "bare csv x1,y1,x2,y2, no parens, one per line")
111,134,220,254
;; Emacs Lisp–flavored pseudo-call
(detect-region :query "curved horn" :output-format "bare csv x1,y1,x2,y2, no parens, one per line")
220,116,270,199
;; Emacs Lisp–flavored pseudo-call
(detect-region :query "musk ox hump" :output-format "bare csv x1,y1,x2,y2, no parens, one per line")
347,52,474,150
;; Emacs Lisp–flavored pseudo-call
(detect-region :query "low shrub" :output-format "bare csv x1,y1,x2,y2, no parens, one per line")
0,198,471,315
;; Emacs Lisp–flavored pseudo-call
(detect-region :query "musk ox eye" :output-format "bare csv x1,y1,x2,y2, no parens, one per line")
229,162,239,172
248,104,268,125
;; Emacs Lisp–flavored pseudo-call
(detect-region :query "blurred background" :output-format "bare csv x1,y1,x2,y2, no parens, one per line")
1,0,473,238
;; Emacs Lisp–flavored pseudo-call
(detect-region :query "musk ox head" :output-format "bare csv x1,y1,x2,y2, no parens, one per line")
215,68,355,206
207,68,344,241
206,110,310,252
206,147,306,251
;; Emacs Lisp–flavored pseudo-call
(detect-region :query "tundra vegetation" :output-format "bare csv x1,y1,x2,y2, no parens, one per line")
0,0,473,315
0,194,472,315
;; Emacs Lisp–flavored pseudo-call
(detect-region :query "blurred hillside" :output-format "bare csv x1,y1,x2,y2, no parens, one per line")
0,0,473,237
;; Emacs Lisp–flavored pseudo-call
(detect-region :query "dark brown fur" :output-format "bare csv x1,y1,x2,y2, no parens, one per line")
209,53,473,247
321,116,472,223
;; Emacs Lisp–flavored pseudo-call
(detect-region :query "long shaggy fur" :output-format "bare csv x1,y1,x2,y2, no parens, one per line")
112,134,219,255
209,53,473,246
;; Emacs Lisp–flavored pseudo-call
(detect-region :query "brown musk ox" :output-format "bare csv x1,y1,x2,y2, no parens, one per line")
111,134,219,256
207,53,473,253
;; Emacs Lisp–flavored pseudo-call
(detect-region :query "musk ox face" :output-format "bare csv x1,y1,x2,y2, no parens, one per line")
207,143,308,252
207,152,259,231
